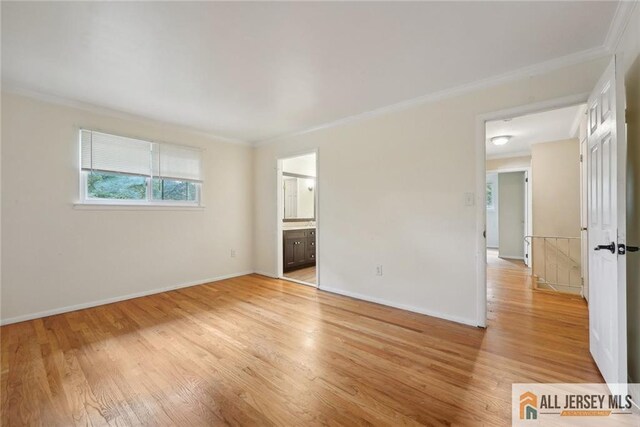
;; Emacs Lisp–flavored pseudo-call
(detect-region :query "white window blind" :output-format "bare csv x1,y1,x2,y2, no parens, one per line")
80,129,202,182
152,143,202,182
81,130,152,176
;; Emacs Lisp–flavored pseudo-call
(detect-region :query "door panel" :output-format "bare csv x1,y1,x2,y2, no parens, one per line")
284,238,298,268
602,134,612,227
587,57,627,386
590,144,599,227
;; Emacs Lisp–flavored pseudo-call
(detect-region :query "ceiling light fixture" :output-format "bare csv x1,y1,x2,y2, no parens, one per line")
491,135,511,146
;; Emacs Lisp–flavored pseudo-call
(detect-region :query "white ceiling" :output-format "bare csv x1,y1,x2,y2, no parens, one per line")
485,104,586,159
2,2,620,143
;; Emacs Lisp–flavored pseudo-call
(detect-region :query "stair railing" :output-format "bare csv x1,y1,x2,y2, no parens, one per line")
524,235,582,295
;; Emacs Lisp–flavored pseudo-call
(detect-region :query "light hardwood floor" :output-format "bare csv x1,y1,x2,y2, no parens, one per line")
1,255,600,425
284,265,317,285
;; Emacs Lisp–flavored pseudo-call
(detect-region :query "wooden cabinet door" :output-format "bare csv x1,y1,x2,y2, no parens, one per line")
284,237,306,269
293,238,306,264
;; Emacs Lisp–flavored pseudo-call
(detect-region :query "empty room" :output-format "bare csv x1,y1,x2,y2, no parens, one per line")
2,1,640,425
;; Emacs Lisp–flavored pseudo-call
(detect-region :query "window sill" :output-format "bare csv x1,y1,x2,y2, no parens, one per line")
74,203,205,211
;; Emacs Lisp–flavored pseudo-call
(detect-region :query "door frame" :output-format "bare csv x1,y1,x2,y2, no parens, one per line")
276,148,320,288
486,167,532,266
474,92,590,327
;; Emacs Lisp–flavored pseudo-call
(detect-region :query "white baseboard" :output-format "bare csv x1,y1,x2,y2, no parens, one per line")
499,255,525,260
319,286,478,327
253,270,278,279
0,271,254,326
2,271,478,329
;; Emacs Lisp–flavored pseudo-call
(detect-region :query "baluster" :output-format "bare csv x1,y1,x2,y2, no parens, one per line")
544,238,547,288
567,239,571,288
555,237,559,289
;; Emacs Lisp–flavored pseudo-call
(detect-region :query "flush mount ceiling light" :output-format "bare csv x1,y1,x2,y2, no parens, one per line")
491,135,512,146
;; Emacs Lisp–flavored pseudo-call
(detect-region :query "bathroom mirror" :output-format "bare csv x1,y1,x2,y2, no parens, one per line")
283,173,315,221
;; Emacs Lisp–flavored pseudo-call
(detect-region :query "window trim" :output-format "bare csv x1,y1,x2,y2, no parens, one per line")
73,202,205,211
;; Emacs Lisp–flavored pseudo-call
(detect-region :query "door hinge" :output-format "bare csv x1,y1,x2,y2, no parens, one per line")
580,154,583,163
626,108,629,124
525,177,528,182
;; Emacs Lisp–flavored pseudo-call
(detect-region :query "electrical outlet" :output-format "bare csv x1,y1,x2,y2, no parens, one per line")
230,249,237,258
376,265,383,276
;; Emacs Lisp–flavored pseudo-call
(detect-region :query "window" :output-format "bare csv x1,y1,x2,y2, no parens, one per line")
88,171,147,200
152,178,197,201
486,182,495,210
79,129,202,206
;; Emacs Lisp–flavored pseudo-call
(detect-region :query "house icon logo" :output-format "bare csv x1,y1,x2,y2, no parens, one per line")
519,391,538,420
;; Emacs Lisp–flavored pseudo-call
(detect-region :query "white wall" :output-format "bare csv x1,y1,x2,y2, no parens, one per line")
530,138,581,288
253,57,608,325
486,155,531,171
498,172,525,259
486,173,499,248
531,138,581,238
1,92,254,323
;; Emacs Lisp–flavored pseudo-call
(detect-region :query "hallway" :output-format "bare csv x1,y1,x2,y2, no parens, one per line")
485,248,600,383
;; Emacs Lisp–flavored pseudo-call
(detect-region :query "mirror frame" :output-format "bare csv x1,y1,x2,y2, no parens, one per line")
282,172,316,222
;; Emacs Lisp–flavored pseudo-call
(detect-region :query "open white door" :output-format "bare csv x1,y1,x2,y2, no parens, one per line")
587,57,627,385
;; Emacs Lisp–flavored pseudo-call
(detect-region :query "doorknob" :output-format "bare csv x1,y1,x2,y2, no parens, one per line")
618,244,639,255
594,242,616,254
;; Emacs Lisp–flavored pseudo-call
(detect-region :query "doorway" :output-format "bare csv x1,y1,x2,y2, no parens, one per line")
476,94,590,328
485,102,587,300
477,58,635,398
486,170,530,265
276,151,318,287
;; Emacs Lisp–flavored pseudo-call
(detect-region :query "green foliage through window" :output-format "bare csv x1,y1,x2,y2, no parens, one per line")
86,172,198,203
152,178,197,201
87,172,146,200
486,182,494,209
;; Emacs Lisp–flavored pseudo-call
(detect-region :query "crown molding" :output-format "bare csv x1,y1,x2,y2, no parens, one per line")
603,0,638,53
1,82,252,147
5,1,630,150
253,46,609,147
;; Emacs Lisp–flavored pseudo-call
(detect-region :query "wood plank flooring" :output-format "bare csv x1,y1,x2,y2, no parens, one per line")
284,265,317,285
1,254,601,426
